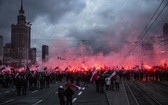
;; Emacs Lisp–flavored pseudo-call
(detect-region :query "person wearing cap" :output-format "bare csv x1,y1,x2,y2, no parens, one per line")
58,85,66,105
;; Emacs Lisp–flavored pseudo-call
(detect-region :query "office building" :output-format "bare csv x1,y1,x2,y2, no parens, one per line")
11,0,31,66
42,45,49,62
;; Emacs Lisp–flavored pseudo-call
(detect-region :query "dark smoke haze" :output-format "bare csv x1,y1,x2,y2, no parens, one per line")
0,0,168,68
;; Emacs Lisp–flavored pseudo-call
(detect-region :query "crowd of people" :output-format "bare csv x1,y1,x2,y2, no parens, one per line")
0,65,168,105
0,70,65,95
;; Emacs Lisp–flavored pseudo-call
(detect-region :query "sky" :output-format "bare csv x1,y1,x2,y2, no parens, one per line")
0,0,168,68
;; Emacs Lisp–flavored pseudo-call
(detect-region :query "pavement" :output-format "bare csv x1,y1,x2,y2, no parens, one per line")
104,80,130,105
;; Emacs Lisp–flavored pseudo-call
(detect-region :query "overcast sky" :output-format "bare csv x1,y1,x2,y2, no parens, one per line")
0,0,168,58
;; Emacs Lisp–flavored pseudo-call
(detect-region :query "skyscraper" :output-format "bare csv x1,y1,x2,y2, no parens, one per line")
163,23,168,36
30,48,37,64
11,0,31,66
3,43,12,65
0,36,3,65
42,45,49,62
141,42,154,63
163,23,168,52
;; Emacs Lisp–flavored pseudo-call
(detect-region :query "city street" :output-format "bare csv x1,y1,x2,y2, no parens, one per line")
1,80,168,105
0,0,168,105
0,81,108,105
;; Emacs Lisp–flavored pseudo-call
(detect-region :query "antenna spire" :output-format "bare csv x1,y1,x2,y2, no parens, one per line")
19,0,24,14
21,0,23,9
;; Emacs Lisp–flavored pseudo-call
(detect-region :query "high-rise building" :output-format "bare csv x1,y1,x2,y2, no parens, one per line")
141,42,153,51
0,36,3,65
141,42,154,63
163,23,168,52
3,43,12,65
163,23,168,36
11,0,31,66
42,45,49,62
29,48,37,64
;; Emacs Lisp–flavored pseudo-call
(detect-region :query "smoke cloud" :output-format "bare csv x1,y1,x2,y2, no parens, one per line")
0,0,168,68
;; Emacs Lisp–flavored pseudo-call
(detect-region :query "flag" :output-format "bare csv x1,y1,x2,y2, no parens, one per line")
36,65,39,68
103,70,109,75
90,70,99,81
0,66,6,71
64,82,81,91
44,67,47,70
109,71,116,79
54,66,59,70
65,67,68,71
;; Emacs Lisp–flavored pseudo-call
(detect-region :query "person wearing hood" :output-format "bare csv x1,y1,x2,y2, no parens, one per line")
58,86,66,105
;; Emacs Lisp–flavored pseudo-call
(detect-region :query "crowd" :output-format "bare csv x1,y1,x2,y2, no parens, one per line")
0,65,168,105
0,70,65,95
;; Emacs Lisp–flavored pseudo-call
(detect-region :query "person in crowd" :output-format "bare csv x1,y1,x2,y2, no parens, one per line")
115,74,120,91
75,75,80,86
95,77,100,92
58,86,66,105
45,74,50,88
33,75,38,89
22,75,27,95
110,76,114,91
29,75,33,90
99,75,105,93
65,87,74,105
15,75,22,95
105,76,111,91
40,76,45,90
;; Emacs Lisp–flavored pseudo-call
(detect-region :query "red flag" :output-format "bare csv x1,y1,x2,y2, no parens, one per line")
54,66,59,70
44,67,47,70
65,67,68,71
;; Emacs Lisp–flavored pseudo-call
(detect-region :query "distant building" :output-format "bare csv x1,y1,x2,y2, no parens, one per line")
42,45,49,62
142,42,153,51
3,43,12,65
29,48,37,64
163,23,168,52
11,0,31,66
141,42,154,63
163,23,168,36
0,36,3,65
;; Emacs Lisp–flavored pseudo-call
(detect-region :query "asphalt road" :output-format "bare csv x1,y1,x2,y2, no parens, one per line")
0,82,108,105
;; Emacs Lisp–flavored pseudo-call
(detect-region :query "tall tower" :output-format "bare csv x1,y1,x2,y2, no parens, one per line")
30,48,37,64
0,36,3,65
11,0,31,66
141,42,154,64
42,45,49,62
3,43,12,65
163,23,168,36
162,23,168,55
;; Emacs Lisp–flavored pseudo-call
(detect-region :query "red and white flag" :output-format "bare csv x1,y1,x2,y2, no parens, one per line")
103,70,109,75
64,82,81,90
109,71,116,79
90,70,99,81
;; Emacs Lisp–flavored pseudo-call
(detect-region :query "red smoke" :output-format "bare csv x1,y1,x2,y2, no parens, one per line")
36,38,168,72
